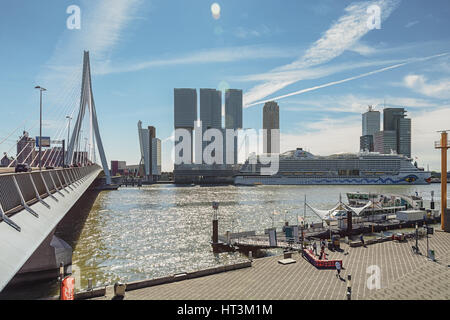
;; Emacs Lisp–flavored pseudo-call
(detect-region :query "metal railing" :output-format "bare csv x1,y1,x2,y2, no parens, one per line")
0,165,101,231
434,140,450,148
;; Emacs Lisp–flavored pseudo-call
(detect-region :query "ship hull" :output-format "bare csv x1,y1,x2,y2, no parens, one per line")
235,172,431,186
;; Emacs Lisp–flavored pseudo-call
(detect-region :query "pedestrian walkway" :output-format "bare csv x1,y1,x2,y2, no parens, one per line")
92,231,450,300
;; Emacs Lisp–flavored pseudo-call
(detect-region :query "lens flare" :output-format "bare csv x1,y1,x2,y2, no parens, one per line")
211,3,221,20
217,80,229,92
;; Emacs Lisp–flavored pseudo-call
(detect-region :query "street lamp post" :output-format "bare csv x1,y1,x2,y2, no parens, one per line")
35,86,46,171
84,137,88,166
66,116,72,166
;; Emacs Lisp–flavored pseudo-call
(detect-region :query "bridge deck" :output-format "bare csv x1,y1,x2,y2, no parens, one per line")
0,165,102,291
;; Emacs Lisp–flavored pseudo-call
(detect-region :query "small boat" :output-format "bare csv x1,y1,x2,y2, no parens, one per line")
306,192,427,223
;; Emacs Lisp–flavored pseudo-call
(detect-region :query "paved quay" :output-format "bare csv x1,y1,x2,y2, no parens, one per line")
92,231,450,300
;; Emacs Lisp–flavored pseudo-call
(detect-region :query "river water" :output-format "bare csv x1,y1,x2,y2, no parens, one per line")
2,183,446,299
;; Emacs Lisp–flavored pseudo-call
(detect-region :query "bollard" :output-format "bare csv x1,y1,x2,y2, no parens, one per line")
346,274,352,300
114,282,126,299
59,262,65,300
212,219,219,244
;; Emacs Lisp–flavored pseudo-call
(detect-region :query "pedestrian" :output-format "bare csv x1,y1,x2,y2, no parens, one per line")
320,242,325,260
335,261,341,278
313,242,317,256
360,234,365,247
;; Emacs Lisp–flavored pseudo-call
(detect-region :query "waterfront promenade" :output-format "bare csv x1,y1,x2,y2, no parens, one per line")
92,230,450,300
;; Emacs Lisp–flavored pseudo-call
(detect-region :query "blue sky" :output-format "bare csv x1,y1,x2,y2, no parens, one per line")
1,0,450,171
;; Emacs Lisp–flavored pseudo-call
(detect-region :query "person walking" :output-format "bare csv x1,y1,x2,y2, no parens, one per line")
335,261,342,279
360,234,365,247
313,242,318,256
320,241,325,260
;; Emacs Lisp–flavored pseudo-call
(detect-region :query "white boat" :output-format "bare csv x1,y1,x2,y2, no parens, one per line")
306,192,425,223
235,149,431,185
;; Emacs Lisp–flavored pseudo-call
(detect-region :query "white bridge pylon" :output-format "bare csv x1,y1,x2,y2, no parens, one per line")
66,51,111,185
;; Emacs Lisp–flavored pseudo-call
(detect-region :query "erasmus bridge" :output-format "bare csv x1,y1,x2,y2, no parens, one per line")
0,51,112,291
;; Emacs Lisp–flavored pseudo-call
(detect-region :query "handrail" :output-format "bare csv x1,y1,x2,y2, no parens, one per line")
434,140,450,148
0,165,102,230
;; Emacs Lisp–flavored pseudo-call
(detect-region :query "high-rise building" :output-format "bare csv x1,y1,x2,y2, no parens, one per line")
383,107,411,157
148,126,156,175
152,138,162,176
360,106,380,152
200,88,222,163
263,101,280,154
398,118,411,158
374,131,397,154
225,89,243,164
138,121,162,181
174,88,197,165
362,106,380,136
383,108,406,132
200,89,222,129
0,153,13,167
225,89,243,129
16,131,36,166
360,135,374,152
111,160,127,176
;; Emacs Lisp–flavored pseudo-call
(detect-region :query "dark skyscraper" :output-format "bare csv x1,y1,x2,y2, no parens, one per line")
382,107,411,158
383,108,405,131
225,89,243,164
263,101,280,154
174,88,197,165
397,118,411,158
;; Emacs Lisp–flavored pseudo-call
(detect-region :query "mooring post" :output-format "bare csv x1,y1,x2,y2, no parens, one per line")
212,202,219,244
347,210,352,234
346,274,352,300
59,262,65,300
212,219,218,244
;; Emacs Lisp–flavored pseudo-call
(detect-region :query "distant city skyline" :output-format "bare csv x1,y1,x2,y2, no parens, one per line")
1,1,450,171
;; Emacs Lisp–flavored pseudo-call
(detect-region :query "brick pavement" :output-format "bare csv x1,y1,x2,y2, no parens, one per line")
93,231,450,300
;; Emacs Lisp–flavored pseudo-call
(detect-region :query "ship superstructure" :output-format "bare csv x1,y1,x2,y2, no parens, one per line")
235,148,431,185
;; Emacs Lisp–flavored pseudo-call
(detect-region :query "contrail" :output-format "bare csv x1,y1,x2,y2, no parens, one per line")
244,52,450,108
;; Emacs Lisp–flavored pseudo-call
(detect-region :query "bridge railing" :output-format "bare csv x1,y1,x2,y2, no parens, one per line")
0,165,101,225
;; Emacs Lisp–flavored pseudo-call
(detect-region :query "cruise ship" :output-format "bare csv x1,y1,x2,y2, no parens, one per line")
235,148,431,185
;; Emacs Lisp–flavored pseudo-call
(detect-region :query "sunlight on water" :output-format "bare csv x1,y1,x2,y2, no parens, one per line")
69,183,442,291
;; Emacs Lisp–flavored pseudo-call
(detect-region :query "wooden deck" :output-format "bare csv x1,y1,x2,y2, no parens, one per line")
91,229,450,300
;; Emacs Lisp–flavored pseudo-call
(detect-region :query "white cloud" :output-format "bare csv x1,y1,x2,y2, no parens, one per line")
94,45,300,75
280,116,361,156
347,41,378,56
405,20,419,28
237,58,407,83
33,0,145,149
277,106,450,171
243,0,401,105
40,0,143,86
403,74,450,99
235,25,272,39
280,0,400,71
283,94,440,114
410,106,450,170
245,52,449,108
